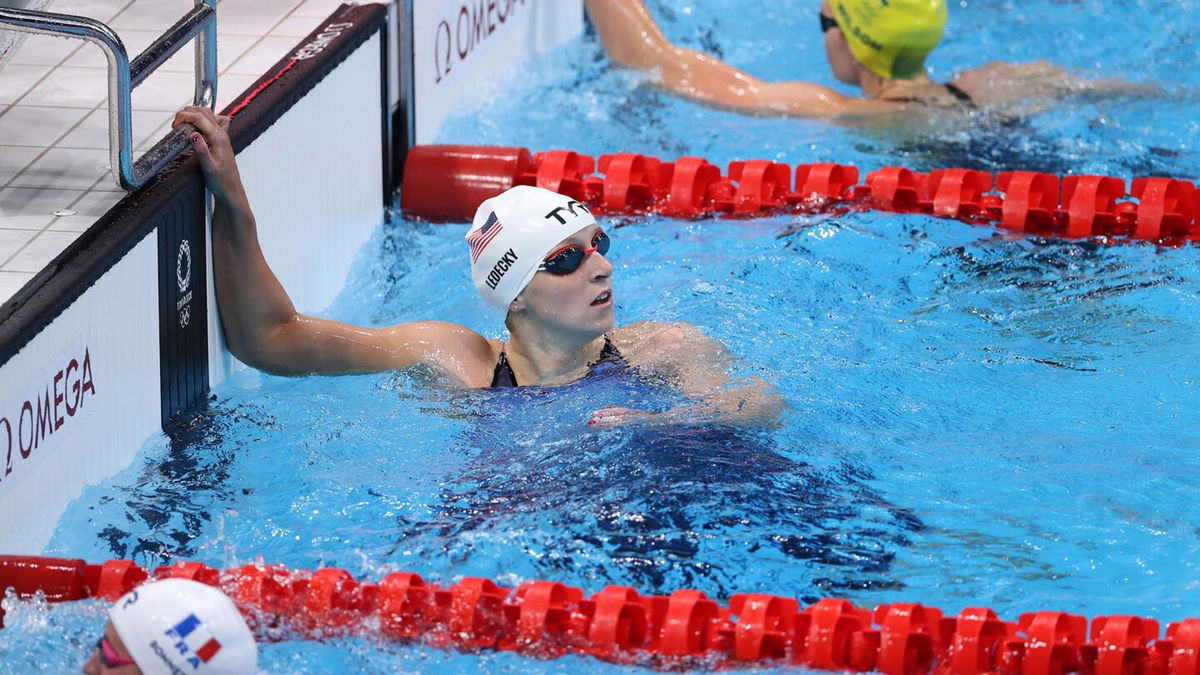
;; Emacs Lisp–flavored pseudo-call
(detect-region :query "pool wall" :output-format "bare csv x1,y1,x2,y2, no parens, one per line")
0,0,583,554
409,0,584,144
0,235,161,556
0,3,392,554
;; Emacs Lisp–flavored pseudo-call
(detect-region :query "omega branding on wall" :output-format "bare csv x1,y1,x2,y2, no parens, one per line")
429,0,529,84
411,0,582,143
0,337,97,497
293,21,354,60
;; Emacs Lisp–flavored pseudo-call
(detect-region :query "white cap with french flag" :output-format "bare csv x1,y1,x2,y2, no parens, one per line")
109,578,257,675
466,185,597,313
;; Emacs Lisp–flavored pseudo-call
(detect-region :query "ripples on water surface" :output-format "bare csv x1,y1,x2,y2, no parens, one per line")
7,0,1200,671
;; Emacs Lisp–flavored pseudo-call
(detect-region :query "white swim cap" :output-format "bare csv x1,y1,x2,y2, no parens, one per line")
109,579,258,675
466,185,597,313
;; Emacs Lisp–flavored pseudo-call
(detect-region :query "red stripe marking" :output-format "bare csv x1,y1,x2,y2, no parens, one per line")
196,638,221,663
228,59,299,118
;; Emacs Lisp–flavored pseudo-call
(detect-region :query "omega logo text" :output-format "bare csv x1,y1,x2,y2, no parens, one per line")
433,0,528,83
1,345,96,486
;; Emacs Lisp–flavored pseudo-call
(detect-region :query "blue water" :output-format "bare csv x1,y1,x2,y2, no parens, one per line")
6,0,1200,672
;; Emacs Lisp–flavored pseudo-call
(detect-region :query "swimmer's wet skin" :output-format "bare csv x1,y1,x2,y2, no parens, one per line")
175,106,782,427
583,0,1133,119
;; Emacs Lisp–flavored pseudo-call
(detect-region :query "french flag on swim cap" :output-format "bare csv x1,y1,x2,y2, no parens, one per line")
467,211,503,263
165,613,223,665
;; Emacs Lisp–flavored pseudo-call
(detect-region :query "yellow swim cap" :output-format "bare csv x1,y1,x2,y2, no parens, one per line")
832,0,947,80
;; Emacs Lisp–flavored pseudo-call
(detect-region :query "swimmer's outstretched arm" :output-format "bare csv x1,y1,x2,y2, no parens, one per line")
948,60,1167,108
174,107,493,380
592,322,785,428
584,0,897,118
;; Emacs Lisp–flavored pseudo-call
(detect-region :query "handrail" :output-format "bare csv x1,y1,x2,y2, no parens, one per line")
0,0,217,190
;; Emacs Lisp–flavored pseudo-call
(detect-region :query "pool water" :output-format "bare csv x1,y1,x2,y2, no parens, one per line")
6,0,1200,672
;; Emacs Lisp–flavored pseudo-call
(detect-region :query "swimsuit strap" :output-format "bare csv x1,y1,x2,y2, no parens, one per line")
942,81,976,107
595,335,624,364
489,336,624,388
491,348,519,387
882,82,976,109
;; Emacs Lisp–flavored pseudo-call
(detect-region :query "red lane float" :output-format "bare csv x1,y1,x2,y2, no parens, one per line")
660,156,723,217
596,153,662,213
1060,175,1126,239
5,556,1200,674
996,171,1059,234
401,144,1200,244
1132,178,1197,241
794,162,860,205
724,160,792,215
925,169,993,220
400,145,534,222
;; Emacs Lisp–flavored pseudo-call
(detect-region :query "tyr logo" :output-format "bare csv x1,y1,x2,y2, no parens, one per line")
543,200,591,225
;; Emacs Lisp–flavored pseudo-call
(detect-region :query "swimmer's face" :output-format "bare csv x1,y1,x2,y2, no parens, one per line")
82,621,138,674
513,224,615,337
821,0,862,85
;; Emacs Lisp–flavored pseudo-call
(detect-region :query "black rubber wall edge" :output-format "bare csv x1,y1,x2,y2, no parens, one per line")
0,3,389,431
158,180,208,427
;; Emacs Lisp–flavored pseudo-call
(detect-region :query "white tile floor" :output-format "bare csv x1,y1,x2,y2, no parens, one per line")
0,0,352,303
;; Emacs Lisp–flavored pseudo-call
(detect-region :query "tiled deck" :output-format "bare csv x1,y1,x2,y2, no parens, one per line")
0,0,350,303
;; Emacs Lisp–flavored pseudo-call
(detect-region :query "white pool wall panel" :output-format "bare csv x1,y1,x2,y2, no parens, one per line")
0,234,161,553
412,0,584,143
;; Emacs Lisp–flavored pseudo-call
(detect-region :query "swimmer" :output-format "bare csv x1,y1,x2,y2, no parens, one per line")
584,0,1129,118
175,107,782,427
82,578,256,675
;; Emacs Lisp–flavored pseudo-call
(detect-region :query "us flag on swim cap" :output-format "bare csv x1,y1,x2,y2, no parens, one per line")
468,212,503,263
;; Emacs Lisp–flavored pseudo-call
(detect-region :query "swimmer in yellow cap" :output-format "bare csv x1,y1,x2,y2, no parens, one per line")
584,0,1088,118
826,0,946,84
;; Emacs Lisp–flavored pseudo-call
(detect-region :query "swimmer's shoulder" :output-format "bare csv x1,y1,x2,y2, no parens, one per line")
611,321,716,363
380,321,504,387
611,320,685,348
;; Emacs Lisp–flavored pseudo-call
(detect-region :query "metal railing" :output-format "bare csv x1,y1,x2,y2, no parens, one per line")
0,0,217,190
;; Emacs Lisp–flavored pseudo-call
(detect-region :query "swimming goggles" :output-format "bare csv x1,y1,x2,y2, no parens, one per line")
97,636,138,668
538,230,610,275
819,12,838,33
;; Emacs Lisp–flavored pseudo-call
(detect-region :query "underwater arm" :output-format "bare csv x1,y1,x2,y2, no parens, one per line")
176,107,485,377
591,379,784,428
584,0,897,118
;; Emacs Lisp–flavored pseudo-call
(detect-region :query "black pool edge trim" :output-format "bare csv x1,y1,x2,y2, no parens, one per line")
0,3,389,372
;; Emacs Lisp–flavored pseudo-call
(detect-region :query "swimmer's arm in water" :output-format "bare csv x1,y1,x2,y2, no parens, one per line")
176,107,495,381
584,0,899,119
593,321,785,428
948,60,1166,107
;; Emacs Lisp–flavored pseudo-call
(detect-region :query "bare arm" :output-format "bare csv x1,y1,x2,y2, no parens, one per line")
949,60,1165,108
593,322,785,428
174,107,492,380
584,0,898,118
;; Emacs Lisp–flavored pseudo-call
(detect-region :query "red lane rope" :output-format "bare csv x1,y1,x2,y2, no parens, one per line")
2,555,1198,674
400,145,1200,245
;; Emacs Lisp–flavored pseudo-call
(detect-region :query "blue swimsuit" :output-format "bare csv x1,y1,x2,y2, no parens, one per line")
490,336,625,387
